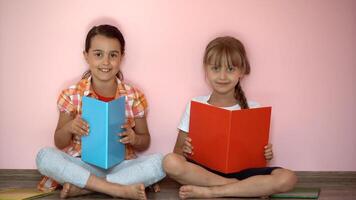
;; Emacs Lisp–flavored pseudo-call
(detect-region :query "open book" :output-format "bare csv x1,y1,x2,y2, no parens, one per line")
189,101,271,173
81,96,126,169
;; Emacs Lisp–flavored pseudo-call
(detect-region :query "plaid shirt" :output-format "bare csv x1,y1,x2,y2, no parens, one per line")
38,76,148,191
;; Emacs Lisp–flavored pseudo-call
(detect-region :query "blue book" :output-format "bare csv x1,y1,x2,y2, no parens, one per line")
81,96,126,169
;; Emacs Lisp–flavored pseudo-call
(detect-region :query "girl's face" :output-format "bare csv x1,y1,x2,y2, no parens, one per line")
84,35,122,83
205,62,242,96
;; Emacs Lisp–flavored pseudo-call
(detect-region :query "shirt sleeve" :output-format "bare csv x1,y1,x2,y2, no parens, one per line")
177,101,191,133
57,90,76,114
132,89,148,118
248,101,260,108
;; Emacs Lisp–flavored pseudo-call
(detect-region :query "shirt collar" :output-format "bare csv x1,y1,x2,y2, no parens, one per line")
83,76,124,98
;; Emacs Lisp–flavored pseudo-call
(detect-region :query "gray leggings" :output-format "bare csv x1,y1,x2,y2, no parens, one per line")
36,147,166,188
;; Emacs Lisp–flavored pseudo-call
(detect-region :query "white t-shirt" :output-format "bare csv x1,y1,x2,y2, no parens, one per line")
177,94,260,133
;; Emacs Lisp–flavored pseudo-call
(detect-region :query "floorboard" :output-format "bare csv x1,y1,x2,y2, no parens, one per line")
1,170,355,199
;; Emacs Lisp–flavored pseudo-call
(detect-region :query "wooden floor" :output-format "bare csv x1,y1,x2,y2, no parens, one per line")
0,170,356,199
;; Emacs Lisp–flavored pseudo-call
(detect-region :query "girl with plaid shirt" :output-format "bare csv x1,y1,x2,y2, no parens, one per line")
36,24,165,200
163,36,297,199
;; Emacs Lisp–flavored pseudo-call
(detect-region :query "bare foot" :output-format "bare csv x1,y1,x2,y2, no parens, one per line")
153,183,160,192
60,183,92,198
149,183,160,193
110,183,146,200
179,185,214,199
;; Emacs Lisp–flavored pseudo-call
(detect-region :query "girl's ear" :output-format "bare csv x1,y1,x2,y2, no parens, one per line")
238,69,245,79
83,51,89,63
238,74,244,83
204,65,209,76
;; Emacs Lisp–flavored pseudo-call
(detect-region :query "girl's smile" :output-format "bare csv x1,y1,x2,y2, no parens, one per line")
215,80,231,85
213,81,233,89
98,68,112,73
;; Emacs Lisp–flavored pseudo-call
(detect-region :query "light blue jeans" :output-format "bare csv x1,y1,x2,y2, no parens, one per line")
36,147,166,188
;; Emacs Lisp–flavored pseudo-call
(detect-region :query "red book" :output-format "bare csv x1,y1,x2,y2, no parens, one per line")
189,101,271,173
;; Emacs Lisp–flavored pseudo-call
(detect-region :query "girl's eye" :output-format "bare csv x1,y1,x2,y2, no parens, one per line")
227,67,236,72
110,53,118,58
211,66,220,71
94,52,103,57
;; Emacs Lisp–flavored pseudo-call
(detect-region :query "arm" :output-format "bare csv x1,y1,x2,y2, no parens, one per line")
54,112,89,149
173,130,193,157
173,130,186,155
119,117,150,151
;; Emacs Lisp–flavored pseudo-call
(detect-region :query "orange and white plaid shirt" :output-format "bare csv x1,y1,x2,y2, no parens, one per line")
38,76,148,191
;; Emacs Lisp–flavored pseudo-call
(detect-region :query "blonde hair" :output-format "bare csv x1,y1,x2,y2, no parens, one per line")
203,36,251,109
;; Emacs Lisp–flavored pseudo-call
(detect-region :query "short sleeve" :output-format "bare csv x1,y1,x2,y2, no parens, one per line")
132,89,148,118
248,101,260,109
177,101,191,133
57,90,76,114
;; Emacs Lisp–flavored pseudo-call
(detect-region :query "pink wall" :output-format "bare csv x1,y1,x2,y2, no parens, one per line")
1,0,355,170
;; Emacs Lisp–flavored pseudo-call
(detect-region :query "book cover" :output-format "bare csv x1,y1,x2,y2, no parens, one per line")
0,188,53,200
81,96,126,169
189,101,271,173
270,187,320,199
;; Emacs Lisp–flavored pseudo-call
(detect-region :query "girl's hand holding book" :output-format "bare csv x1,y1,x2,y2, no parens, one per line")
68,116,89,136
119,124,137,145
183,136,194,157
264,143,273,161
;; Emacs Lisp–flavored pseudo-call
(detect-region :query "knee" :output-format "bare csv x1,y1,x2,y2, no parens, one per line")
273,169,298,193
162,153,186,177
148,153,166,174
150,153,164,164
36,147,57,173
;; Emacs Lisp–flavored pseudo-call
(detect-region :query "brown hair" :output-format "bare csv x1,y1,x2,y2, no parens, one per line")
82,24,125,80
203,36,251,109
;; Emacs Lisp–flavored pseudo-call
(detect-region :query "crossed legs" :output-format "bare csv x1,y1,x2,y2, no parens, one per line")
163,153,297,199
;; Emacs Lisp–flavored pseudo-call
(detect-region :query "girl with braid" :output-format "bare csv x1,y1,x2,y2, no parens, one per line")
162,36,297,199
